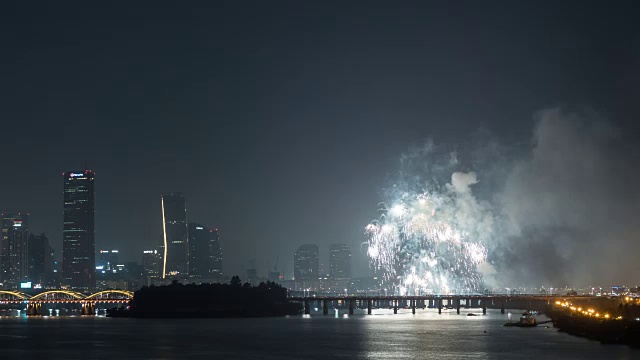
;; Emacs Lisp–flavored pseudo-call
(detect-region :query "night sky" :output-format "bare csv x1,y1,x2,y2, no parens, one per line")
1,1,638,281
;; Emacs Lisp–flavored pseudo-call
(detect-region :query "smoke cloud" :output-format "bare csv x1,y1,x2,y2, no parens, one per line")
494,109,640,287
374,108,640,290
450,172,478,194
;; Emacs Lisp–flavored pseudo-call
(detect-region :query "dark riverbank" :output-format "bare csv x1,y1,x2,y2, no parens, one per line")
547,306,640,347
110,279,302,318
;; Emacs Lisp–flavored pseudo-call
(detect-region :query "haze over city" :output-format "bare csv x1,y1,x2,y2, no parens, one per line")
1,1,639,288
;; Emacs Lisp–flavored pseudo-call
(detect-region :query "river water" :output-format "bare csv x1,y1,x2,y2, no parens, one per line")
0,308,637,359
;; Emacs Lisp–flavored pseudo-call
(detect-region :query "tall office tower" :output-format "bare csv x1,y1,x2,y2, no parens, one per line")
62,170,95,292
294,244,319,281
98,249,119,271
209,228,223,278
28,233,53,286
188,223,223,278
1,213,30,288
161,192,188,278
329,244,352,280
187,223,207,278
141,250,162,278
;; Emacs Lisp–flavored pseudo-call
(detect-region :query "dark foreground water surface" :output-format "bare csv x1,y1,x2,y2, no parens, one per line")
0,309,638,359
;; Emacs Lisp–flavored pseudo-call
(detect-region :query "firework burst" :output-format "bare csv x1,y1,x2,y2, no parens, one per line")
366,191,487,295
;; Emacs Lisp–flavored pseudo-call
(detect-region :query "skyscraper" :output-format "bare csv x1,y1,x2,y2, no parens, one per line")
188,223,223,279
187,223,207,278
62,170,95,292
329,244,352,280
141,250,162,278
1,213,30,288
294,244,319,285
161,192,188,278
209,228,223,278
28,233,53,287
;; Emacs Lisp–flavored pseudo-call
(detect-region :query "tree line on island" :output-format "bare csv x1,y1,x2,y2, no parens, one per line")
110,276,302,318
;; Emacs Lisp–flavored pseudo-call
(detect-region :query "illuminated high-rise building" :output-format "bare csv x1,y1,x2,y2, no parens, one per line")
1,213,30,288
161,192,188,278
209,228,222,278
294,244,319,281
329,244,351,280
141,250,162,278
62,170,95,292
188,223,223,279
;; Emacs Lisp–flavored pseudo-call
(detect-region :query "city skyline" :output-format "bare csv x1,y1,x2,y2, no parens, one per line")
0,174,363,283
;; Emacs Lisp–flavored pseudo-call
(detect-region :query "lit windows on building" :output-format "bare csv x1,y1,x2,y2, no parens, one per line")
62,170,95,293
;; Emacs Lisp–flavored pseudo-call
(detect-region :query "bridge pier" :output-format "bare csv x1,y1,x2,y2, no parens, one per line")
367,299,372,315
483,303,487,314
501,301,505,314
323,299,328,315
411,300,416,314
27,303,42,316
456,299,461,314
81,302,95,316
349,299,354,315
393,300,398,314
465,298,470,309
304,299,310,315
438,299,442,314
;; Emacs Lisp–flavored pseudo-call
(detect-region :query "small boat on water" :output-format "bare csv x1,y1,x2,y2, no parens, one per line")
504,311,538,327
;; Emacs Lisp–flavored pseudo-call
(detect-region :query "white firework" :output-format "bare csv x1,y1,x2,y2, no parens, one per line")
366,191,487,295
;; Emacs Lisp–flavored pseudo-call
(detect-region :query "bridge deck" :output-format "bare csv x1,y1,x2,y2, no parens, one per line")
289,295,595,301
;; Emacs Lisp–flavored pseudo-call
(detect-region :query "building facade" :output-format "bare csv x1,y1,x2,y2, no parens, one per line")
62,170,96,292
161,192,188,278
141,249,162,279
210,228,223,278
98,249,119,272
1,213,30,288
329,244,351,280
28,233,53,287
188,223,223,280
294,244,319,291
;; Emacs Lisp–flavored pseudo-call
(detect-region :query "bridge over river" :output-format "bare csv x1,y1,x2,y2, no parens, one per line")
289,294,599,316
0,289,133,315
